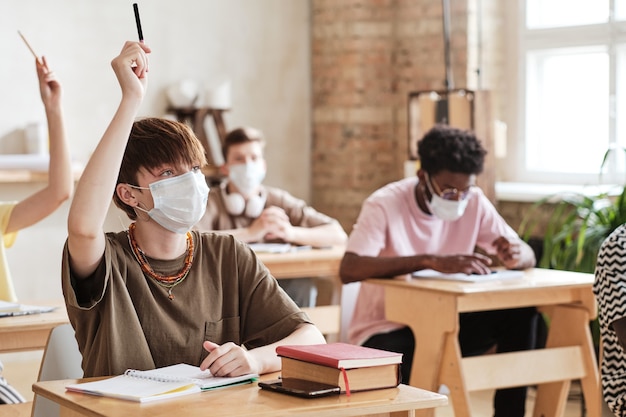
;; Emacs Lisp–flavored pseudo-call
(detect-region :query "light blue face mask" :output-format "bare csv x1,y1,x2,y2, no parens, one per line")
133,171,210,233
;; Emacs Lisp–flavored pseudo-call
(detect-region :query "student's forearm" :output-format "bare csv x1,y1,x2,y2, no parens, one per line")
248,324,325,374
68,98,140,278
339,252,436,283
289,223,347,247
5,107,72,233
69,98,140,235
45,106,73,203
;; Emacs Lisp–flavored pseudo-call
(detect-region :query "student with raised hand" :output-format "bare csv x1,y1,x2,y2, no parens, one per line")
0,55,73,404
339,125,538,417
63,41,325,378
0,56,73,302
195,127,347,307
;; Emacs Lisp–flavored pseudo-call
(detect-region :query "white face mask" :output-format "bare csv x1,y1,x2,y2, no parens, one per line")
424,176,469,222
228,161,266,197
132,171,209,233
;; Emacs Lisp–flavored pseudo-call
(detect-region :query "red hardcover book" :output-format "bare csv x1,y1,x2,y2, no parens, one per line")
276,343,402,369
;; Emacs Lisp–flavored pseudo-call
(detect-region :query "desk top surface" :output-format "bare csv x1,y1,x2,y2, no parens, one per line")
0,300,68,333
368,267,594,295
255,246,345,279
33,374,447,417
255,245,345,262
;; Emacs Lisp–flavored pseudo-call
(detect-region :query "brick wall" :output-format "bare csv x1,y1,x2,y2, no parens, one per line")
311,0,479,233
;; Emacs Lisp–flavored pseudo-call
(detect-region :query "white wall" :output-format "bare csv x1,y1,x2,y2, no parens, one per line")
0,0,311,301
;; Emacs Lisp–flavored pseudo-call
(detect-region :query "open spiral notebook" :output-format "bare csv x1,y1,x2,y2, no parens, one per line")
65,363,258,402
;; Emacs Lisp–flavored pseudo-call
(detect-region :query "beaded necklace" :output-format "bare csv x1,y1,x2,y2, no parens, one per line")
127,222,194,300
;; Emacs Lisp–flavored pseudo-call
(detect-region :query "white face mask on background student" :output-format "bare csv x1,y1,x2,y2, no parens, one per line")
424,174,469,222
132,170,210,233
228,161,266,197
427,192,469,221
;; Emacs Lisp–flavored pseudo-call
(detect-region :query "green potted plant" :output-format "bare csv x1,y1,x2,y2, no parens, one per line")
519,185,626,273
520,144,626,272
519,148,626,355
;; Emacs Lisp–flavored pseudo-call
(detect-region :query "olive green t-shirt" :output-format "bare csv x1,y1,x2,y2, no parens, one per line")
62,231,310,377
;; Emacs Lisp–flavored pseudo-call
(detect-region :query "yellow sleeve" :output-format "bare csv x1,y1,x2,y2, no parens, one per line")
0,202,18,301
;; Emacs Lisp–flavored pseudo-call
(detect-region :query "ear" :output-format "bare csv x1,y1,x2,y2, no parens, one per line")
416,169,426,183
116,183,138,207
219,163,229,177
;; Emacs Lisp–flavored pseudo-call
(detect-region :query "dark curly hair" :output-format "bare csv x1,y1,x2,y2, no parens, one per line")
417,124,486,175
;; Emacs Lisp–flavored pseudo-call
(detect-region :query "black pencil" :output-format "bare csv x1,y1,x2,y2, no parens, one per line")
133,3,144,42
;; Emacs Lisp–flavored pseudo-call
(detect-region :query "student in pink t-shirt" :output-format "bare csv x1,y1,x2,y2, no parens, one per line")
340,125,539,417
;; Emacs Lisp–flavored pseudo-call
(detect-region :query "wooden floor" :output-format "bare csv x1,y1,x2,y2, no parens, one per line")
1,351,42,402
1,351,616,417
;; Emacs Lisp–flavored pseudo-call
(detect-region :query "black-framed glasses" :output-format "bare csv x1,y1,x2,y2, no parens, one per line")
428,174,473,201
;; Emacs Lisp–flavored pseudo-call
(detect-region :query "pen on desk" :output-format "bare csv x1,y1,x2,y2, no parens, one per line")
17,30,40,63
133,3,144,42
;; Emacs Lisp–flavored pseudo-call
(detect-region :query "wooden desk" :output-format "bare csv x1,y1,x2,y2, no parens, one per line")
257,247,345,339
368,268,600,417
256,246,344,281
0,301,68,353
33,373,448,417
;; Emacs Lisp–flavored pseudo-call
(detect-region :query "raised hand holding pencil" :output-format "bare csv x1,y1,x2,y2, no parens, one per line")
3,35,73,237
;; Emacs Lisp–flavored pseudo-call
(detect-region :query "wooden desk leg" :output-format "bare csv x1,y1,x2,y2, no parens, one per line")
314,275,342,307
439,332,472,417
533,305,601,417
384,286,457,417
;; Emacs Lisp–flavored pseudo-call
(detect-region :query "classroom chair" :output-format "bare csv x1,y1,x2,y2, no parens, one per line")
339,282,360,343
32,323,82,417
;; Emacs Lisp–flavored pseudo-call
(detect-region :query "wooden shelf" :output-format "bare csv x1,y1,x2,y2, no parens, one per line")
0,166,84,184
167,106,228,184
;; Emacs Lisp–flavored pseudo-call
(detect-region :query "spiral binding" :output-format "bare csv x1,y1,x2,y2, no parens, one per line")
124,369,194,384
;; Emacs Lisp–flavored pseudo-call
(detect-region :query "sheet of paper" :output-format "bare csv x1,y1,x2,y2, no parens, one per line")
0,300,56,317
411,269,524,282
247,243,293,253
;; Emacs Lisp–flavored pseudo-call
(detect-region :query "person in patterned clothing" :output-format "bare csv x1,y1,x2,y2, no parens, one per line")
594,224,626,416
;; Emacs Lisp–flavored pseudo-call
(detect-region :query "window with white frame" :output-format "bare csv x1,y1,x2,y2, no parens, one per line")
508,0,626,185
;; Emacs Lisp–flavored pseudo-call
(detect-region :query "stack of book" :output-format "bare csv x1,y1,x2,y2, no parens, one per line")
276,342,402,395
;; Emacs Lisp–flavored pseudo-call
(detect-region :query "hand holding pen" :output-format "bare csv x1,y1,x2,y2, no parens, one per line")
112,41,151,101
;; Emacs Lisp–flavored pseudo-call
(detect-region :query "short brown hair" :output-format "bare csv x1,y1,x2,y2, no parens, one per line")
222,127,265,160
113,117,207,219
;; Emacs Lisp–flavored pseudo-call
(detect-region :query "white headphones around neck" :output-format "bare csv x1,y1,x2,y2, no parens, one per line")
220,181,267,218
